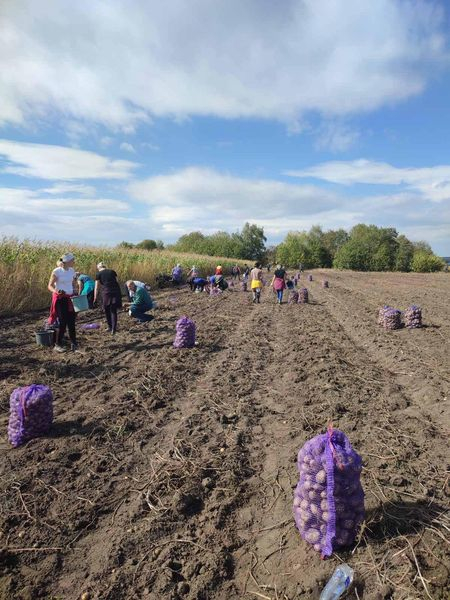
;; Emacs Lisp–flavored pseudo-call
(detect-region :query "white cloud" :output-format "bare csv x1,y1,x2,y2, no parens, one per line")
0,1,446,129
285,159,450,202
314,122,361,152
0,186,134,244
129,167,338,225
40,183,97,196
120,142,136,153
141,142,160,151
0,139,137,180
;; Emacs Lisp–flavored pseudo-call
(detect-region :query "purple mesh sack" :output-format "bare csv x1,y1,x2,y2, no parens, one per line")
322,280,329,288
173,316,196,348
241,281,248,291
288,291,299,304
383,308,401,330
404,305,422,328
298,288,309,304
8,385,53,447
308,274,313,282
293,426,364,557
210,286,223,296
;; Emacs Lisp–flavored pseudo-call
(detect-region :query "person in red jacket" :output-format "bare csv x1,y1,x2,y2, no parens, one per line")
47,252,78,352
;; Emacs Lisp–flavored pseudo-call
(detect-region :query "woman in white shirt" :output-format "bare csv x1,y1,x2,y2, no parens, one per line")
47,252,78,352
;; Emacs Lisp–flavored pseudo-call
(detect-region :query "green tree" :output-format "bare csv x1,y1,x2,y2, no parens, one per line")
237,223,267,261
322,229,349,260
394,235,414,271
306,226,332,267
117,241,134,249
411,251,445,272
173,232,207,254
334,224,398,271
136,239,157,250
276,232,310,267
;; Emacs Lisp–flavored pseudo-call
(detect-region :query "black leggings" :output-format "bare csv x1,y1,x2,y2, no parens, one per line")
56,296,76,345
105,304,118,333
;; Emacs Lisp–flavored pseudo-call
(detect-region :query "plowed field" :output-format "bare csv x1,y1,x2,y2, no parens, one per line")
1,271,449,600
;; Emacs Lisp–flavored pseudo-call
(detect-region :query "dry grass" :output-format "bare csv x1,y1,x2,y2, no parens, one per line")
0,238,248,315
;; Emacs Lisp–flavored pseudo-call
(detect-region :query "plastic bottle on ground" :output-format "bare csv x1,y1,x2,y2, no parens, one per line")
319,564,354,600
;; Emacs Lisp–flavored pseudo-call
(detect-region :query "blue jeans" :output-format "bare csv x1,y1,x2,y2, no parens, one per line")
130,303,153,322
276,290,283,302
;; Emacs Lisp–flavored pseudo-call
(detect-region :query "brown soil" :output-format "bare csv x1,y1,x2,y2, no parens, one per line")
0,271,449,600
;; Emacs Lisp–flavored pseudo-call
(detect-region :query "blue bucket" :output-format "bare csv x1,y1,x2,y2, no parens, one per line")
71,295,89,312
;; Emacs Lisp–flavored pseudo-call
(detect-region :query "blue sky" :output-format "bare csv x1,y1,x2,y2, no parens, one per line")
0,0,449,254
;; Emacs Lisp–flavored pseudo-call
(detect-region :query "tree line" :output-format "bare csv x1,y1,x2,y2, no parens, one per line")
118,223,446,272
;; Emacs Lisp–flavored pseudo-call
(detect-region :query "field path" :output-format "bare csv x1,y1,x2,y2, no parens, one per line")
0,274,449,600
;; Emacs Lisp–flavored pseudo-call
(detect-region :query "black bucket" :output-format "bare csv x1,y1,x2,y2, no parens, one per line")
35,330,54,347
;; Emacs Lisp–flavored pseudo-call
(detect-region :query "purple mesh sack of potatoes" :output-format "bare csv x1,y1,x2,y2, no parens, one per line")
210,286,222,296
288,291,299,304
298,288,309,304
383,308,402,330
8,384,53,447
308,274,313,282
404,305,422,328
377,306,389,325
322,280,329,288
293,426,365,557
241,281,248,291
173,316,196,348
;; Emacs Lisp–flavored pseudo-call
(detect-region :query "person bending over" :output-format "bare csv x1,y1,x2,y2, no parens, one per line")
76,272,95,308
125,281,154,322
191,277,207,292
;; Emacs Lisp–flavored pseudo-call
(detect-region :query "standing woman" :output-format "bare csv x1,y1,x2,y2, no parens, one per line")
250,262,263,304
94,262,122,335
47,252,78,352
271,264,287,304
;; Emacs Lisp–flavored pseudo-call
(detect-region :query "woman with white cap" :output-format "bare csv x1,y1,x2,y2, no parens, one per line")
94,262,122,334
47,252,78,352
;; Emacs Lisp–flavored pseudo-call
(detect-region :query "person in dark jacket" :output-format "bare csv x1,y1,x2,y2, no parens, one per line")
94,262,122,334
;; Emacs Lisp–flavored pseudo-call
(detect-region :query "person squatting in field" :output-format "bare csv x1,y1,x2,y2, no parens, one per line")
272,264,287,304
211,266,229,291
124,280,150,301
94,262,122,335
124,281,154,322
47,252,78,352
250,262,263,303
76,272,95,308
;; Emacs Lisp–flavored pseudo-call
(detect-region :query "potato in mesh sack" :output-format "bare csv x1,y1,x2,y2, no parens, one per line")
8,384,53,447
293,426,365,557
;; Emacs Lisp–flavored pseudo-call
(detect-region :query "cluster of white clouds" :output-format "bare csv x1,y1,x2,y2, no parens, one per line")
0,140,449,249
0,139,136,180
0,0,446,132
0,1,449,250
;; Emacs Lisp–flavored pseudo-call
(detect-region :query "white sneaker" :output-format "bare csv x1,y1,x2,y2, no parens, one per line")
54,344,65,353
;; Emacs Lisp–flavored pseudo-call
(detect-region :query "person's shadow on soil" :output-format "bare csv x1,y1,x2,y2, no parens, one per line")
364,499,445,541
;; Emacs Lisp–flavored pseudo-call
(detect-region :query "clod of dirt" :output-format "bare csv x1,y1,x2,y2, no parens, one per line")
201,477,213,489
172,490,204,516
177,581,190,595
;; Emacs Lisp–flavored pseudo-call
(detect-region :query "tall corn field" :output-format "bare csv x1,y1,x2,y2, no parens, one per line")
0,238,249,315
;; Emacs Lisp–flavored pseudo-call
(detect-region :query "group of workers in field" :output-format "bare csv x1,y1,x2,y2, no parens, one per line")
47,253,298,353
